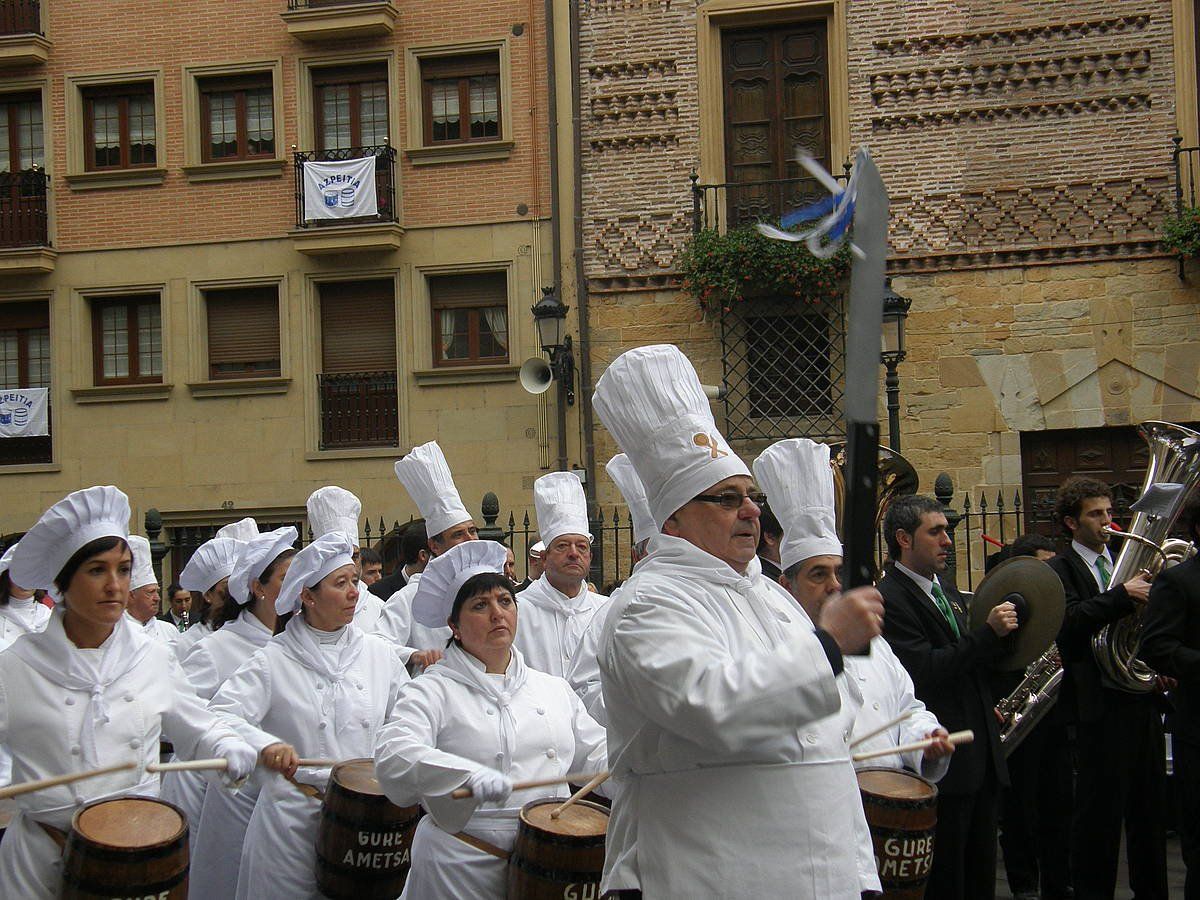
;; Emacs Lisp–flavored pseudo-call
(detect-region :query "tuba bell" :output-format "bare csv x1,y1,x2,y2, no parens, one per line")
828,442,919,564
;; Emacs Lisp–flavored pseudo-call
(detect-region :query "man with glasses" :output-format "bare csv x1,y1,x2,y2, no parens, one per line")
592,344,884,899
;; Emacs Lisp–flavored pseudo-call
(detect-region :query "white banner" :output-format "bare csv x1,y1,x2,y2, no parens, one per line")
0,388,48,437
302,156,378,222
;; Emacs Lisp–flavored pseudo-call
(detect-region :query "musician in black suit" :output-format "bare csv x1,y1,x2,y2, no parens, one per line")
879,494,1015,900
1047,476,1166,900
1140,494,1200,898
368,519,428,601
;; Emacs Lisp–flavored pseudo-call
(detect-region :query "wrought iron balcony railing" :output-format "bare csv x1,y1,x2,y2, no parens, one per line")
317,370,399,450
293,145,397,229
1171,136,1200,213
691,169,850,234
286,0,383,7
0,169,49,248
0,0,41,35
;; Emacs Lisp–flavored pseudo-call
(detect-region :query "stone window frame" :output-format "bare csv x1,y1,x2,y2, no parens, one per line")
185,275,291,399
0,76,54,242
296,48,400,154
64,68,167,190
181,59,287,183
69,283,173,404
404,38,515,166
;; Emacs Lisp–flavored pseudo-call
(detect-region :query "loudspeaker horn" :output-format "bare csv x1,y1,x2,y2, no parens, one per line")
519,357,554,395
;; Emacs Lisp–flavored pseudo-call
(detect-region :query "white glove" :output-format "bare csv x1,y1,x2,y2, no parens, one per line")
466,767,513,803
213,737,258,788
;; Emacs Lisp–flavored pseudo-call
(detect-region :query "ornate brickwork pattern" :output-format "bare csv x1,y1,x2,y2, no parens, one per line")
871,13,1151,56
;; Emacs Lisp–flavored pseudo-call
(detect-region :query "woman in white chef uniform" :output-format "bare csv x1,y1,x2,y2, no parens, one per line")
187,525,297,900
0,542,52,787
375,539,608,900
206,533,410,899
0,486,261,899
172,517,258,663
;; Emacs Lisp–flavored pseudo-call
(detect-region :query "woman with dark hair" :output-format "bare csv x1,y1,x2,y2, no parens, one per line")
0,486,263,899
207,533,410,899
375,540,608,899
0,542,51,788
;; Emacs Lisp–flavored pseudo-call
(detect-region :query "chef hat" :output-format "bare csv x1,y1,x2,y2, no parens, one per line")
0,543,15,579
606,453,657,545
307,486,361,546
593,345,749,529
275,533,356,616
127,534,158,591
10,486,131,591
533,471,592,549
412,539,509,628
752,439,842,572
216,517,259,542
180,537,244,593
228,526,298,605
529,541,545,557
394,442,472,540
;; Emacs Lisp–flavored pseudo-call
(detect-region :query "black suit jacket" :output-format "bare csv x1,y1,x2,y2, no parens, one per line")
1049,548,1137,724
1141,555,1200,744
879,565,1008,794
369,567,410,601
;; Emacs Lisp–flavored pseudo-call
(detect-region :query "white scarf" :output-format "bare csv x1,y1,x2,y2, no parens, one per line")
521,576,591,620
277,615,367,728
9,607,153,768
0,596,50,636
224,607,273,650
438,642,529,769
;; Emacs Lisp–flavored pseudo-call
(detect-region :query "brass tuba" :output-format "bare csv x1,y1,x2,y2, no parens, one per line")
828,442,919,562
1092,421,1200,693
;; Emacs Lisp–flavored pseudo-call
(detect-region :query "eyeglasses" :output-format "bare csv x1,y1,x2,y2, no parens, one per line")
692,491,767,511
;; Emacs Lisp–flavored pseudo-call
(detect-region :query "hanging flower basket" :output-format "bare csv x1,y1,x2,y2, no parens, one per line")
1162,206,1200,258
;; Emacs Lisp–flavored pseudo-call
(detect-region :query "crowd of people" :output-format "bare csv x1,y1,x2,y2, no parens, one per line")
0,341,1194,899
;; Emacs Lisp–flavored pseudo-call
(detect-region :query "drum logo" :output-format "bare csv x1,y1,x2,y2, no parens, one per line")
339,829,410,869
877,833,934,882
563,884,600,900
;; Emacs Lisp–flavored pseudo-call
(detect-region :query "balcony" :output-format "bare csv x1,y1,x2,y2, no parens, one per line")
0,1,49,67
690,171,849,234
0,170,55,274
281,0,397,42
291,145,402,255
318,370,399,450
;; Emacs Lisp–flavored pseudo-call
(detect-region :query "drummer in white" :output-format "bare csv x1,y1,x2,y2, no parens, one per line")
0,543,51,788
374,540,607,899
306,486,385,632
753,438,953,780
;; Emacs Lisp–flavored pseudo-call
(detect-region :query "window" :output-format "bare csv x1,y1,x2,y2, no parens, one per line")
421,53,500,144
314,64,388,151
91,295,162,385
0,300,51,465
0,92,43,173
428,272,508,366
205,286,281,380
83,83,156,171
199,74,275,162
0,91,47,248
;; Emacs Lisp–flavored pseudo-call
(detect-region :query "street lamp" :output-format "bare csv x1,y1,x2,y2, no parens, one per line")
880,279,911,453
531,286,575,405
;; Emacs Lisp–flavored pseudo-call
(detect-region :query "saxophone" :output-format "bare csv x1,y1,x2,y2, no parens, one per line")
998,644,1063,754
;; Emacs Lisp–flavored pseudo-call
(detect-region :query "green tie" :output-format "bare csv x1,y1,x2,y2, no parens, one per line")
931,582,961,637
1095,555,1111,589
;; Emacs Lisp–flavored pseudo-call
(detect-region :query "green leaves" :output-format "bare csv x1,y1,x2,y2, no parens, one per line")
1162,206,1200,258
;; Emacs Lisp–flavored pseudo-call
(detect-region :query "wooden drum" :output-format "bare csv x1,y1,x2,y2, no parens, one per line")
61,796,189,900
315,758,422,900
507,798,608,900
857,767,938,899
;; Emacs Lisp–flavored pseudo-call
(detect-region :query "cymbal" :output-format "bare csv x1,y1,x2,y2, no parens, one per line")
967,556,1065,671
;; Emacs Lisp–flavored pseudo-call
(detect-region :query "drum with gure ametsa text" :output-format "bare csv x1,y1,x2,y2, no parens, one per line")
61,796,189,899
857,766,938,899
507,797,608,900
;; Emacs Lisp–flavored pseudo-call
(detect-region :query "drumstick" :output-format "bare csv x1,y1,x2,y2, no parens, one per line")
852,729,973,763
0,761,138,800
450,769,609,800
296,758,337,768
550,770,611,819
848,709,917,749
147,758,228,774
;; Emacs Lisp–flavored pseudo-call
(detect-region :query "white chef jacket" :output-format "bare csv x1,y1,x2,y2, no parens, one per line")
0,598,52,786
847,636,950,781
0,610,240,899
209,619,410,900
125,611,180,648
374,574,451,667
564,594,615,725
512,575,607,678
173,620,211,661
598,533,879,898
352,579,384,632
375,643,607,900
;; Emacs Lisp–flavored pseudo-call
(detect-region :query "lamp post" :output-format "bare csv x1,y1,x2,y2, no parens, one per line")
531,286,576,471
881,279,911,453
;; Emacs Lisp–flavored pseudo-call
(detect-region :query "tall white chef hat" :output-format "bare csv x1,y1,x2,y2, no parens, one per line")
533,471,592,549
411,539,509,628
228,526,298,605
127,534,158,591
306,486,361,546
275,533,356,616
593,345,750,529
394,441,472,541
179,537,244,594
606,453,657,545
216,517,259,542
10,486,131,591
752,439,842,572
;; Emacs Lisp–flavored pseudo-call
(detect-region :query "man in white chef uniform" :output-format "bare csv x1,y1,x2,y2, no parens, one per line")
754,438,954,780
592,344,885,899
514,471,607,677
374,441,478,668
124,534,179,648
306,485,384,632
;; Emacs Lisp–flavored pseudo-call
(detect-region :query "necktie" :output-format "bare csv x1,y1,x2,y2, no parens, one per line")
931,582,961,637
1095,555,1111,589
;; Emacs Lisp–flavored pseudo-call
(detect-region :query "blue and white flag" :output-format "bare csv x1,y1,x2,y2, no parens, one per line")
302,156,378,222
0,388,48,437
757,148,868,260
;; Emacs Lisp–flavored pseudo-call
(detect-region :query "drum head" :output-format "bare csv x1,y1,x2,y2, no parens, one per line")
857,767,936,801
521,799,609,837
332,758,382,796
74,798,185,848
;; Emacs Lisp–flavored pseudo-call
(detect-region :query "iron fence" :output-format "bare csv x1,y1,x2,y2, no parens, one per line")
293,145,397,229
0,169,49,248
317,370,399,450
691,169,849,234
